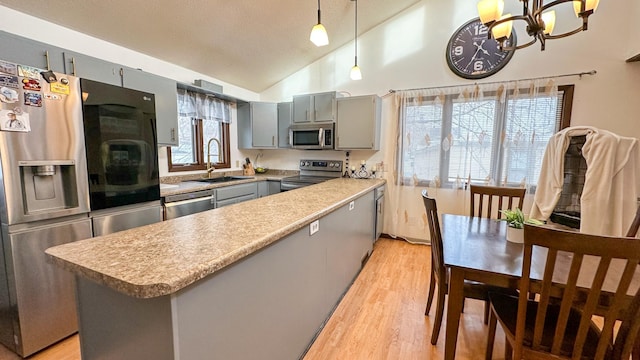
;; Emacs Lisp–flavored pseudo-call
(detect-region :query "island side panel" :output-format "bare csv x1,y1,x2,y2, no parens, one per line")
172,192,374,360
172,224,328,360
326,191,375,307
76,277,174,360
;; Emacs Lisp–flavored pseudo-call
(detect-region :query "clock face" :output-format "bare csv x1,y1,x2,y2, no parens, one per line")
446,18,516,80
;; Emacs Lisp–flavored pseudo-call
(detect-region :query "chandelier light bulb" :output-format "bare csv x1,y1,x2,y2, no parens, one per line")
478,0,504,24
574,0,600,17
491,13,513,40
541,11,556,35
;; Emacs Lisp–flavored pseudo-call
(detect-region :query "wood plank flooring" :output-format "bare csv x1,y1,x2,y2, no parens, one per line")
0,237,504,359
303,237,505,360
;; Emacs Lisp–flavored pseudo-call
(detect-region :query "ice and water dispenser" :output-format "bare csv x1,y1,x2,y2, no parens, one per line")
19,160,80,215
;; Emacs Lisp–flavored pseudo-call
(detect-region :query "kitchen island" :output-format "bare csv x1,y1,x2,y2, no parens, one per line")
46,178,385,360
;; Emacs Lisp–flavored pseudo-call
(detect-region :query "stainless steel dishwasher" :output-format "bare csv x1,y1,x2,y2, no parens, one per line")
163,189,215,220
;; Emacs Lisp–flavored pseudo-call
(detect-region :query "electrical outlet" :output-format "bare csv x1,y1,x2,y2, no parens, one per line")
349,201,355,211
235,160,240,168
309,220,320,235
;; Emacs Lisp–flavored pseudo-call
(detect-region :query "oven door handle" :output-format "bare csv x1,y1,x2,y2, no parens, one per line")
319,128,324,149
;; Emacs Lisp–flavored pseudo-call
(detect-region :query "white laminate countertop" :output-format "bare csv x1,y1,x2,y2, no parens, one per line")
46,178,386,299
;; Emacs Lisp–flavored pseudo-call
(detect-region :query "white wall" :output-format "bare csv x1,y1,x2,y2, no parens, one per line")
264,0,640,134
261,0,640,239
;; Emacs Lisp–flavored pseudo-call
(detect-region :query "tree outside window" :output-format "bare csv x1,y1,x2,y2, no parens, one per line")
401,85,573,190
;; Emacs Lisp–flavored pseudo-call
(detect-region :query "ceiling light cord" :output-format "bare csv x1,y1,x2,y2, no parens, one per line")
350,0,362,80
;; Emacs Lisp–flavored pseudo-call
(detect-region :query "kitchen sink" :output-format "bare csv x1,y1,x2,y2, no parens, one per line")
193,176,255,183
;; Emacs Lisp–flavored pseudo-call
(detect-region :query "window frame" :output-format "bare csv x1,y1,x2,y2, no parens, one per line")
166,119,231,172
400,84,574,187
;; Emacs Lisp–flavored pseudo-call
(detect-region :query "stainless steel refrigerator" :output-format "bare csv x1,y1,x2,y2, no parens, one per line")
0,62,92,357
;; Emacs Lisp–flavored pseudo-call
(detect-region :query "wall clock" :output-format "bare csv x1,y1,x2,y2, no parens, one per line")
445,18,516,80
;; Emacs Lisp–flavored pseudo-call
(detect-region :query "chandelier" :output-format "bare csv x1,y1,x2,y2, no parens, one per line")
477,0,600,51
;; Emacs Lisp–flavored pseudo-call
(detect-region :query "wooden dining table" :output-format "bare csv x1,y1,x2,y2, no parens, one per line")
441,214,640,360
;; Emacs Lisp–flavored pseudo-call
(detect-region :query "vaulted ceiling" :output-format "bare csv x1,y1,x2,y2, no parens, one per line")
0,0,421,92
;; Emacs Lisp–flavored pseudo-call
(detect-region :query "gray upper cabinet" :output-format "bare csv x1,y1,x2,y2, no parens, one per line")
336,95,382,150
277,102,292,148
237,102,278,149
292,91,336,123
63,52,121,86
122,67,179,146
0,31,65,72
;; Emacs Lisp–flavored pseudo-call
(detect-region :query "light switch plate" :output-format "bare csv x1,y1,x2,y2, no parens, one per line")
349,201,355,211
310,220,319,235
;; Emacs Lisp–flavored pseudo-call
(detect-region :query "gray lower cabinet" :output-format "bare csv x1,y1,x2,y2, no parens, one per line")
336,95,382,150
63,51,122,86
122,67,179,146
253,181,280,198
257,181,269,198
277,102,292,148
75,191,375,360
237,102,278,149
268,180,281,195
215,182,258,208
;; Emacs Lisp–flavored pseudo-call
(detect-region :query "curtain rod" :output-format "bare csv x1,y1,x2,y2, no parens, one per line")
387,70,597,94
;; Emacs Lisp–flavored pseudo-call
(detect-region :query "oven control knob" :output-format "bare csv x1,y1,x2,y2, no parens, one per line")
304,161,310,166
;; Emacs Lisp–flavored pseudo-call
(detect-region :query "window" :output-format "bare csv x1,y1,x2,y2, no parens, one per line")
167,89,232,172
401,85,573,188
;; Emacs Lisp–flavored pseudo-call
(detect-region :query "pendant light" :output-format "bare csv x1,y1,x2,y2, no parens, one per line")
350,0,362,80
310,0,329,47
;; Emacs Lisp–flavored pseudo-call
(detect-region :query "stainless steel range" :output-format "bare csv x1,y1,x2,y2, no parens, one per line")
280,159,343,191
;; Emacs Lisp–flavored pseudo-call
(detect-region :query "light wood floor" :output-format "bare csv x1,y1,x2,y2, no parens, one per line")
0,237,505,360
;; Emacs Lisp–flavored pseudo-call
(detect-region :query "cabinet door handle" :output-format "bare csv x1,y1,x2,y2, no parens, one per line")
272,136,275,146
44,50,50,71
71,57,77,76
171,128,176,142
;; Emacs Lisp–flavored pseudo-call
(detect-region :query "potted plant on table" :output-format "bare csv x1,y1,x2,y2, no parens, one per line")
500,208,544,243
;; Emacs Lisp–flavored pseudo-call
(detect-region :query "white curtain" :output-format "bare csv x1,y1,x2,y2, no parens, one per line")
383,79,559,243
178,88,231,123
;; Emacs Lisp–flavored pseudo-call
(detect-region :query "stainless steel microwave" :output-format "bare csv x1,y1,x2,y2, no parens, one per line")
289,123,334,150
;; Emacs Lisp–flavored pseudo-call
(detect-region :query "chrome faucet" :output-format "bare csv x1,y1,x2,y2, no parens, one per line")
205,137,222,178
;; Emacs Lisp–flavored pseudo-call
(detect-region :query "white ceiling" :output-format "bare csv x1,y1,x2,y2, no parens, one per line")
0,0,421,93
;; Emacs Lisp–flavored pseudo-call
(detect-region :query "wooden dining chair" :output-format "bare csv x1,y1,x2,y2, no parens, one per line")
485,224,640,360
469,184,526,219
422,190,516,344
625,205,640,237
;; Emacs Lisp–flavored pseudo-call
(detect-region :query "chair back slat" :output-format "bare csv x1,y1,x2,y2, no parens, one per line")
469,184,525,219
572,257,611,357
514,224,640,360
422,190,445,281
550,253,584,355
626,205,640,237
612,288,640,359
532,248,557,350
